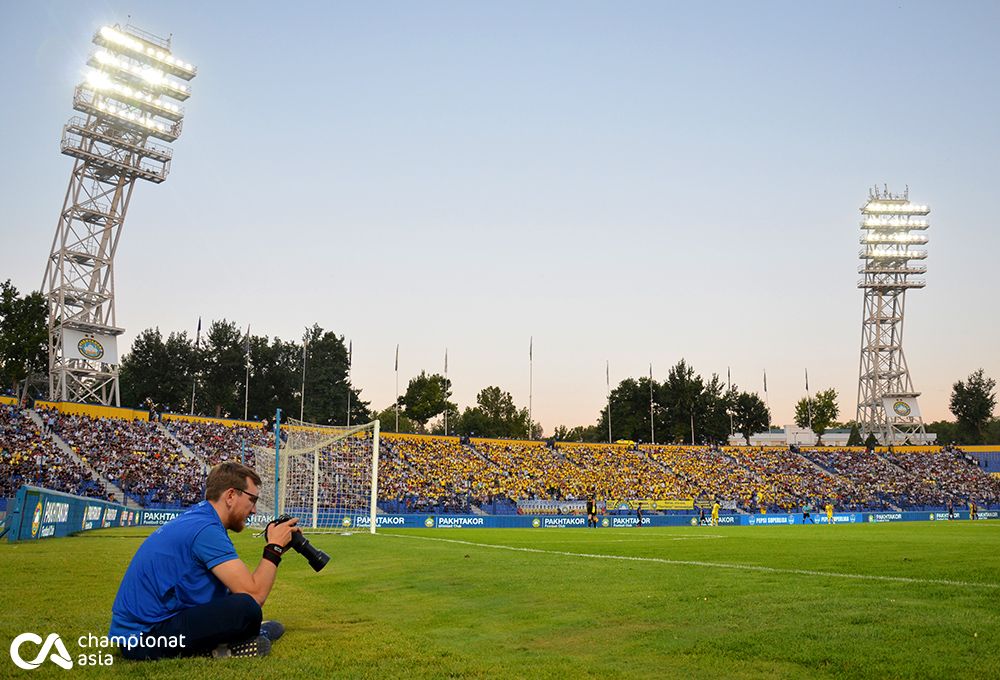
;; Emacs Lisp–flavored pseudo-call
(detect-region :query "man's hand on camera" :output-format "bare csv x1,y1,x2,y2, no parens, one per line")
266,516,300,548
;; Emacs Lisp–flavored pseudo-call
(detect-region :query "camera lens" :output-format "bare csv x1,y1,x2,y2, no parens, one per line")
289,533,330,572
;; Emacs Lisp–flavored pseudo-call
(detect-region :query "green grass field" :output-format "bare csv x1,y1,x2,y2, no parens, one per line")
2,522,999,679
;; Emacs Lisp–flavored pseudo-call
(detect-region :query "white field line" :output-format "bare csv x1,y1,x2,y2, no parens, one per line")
381,532,1000,590
505,532,725,542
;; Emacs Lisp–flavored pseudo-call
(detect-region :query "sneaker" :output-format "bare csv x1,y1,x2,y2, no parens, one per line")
260,620,285,641
211,634,271,658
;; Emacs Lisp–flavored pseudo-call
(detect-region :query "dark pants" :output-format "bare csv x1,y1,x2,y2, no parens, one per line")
122,593,262,660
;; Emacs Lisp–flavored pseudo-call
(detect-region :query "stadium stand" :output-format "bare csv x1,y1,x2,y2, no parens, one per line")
50,411,204,507
2,403,999,513
0,404,104,500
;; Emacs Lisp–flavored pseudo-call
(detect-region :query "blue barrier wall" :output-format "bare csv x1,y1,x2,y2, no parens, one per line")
6,486,140,542
6,485,997,541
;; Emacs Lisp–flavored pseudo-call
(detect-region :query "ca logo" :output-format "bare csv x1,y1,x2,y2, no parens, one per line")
9,633,74,670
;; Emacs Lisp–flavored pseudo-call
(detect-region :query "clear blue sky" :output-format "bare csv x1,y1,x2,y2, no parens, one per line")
2,1,998,433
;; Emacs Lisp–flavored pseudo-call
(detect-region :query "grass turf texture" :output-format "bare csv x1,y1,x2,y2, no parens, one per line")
2,522,999,679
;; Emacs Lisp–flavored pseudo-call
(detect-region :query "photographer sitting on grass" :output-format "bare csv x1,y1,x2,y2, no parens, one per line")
109,462,299,659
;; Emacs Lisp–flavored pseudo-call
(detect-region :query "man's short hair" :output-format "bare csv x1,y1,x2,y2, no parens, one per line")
205,462,262,501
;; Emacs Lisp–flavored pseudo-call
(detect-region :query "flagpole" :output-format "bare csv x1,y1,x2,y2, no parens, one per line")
243,324,251,421
649,363,655,445
606,360,612,444
728,366,734,437
346,340,352,426
763,369,770,430
394,344,399,433
190,317,200,416
805,368,813,431
244,363,250,421
528,337,533,440
443,348,448,435
300,334,307,422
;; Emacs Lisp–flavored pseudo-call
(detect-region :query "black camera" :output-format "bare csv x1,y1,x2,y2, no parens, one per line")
270,514,330,572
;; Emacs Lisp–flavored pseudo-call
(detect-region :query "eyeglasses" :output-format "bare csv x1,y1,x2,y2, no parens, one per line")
236,488,259,506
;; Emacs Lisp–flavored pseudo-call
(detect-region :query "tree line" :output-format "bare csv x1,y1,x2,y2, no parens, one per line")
1,279,998,442
120,321,370,425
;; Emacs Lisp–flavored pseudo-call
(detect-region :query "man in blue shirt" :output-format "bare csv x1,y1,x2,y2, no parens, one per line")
110,462,300,659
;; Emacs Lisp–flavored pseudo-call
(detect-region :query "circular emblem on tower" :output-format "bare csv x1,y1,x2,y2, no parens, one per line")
77,337,104,360
892,400,911,417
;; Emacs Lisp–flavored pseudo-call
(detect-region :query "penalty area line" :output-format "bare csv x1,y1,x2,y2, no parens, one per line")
379,532,999,590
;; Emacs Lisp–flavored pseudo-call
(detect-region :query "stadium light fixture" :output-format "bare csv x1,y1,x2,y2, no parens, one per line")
42,23,196,406
855,186,930,445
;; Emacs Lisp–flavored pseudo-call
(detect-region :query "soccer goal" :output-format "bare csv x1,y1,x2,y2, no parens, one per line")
254,417,380,534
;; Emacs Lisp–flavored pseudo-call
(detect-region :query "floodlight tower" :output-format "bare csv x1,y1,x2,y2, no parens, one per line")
855,186,929,444
42,25,196,405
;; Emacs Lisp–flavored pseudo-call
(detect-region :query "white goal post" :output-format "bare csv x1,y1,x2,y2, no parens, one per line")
254,417,380,534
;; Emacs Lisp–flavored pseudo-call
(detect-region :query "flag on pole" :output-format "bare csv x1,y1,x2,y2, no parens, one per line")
805,368,809,392
649,363,653,382
444,348,448,374
763,369,768,393
348,340,352,368
606,361,610,389
529,336,533,361
195,317,201,348
244,324,251,367
394,344,399,371
727,366,731,391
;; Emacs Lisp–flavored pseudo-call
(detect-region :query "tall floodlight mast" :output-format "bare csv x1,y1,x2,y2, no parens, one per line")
855,186,929,444
42,25,196,405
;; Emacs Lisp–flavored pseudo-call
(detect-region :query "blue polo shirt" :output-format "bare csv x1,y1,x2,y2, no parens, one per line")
109,501,239,637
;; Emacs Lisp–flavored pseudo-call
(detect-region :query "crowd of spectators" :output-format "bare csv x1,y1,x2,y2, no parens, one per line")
887,447,1000,507
802,448,934,509
0,405,104,499
556,443,686,501
722,446,862,512
166,419,271,468
51,412,203,507
3,405,1000,514
379,436,496,513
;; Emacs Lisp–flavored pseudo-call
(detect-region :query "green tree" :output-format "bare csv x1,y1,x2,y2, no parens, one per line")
730,390,771,445
698,374,732,444
455,386,532,438
374,404,418,434
553,424,602,442
925,420,958,445
794,388,839,440
402,371,453,429
597,377,665,442
246,334,298,422
299,325,370,425
119,328,196,411
428,402,461,436
949,369,997,445
0,280,47,395
201,320,246,418
846,421,863,446
986,419,1000,445
658,360,705,444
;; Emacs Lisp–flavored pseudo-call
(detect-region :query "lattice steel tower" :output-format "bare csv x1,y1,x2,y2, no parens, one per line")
42,25,195,404
855,186,929,444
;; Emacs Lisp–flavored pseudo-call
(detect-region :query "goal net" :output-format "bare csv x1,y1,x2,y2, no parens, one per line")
254,418,380,534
